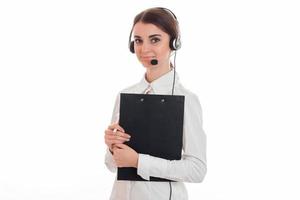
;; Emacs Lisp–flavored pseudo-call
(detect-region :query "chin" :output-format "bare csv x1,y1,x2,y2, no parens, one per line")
143,63,151,68
140,61,152,68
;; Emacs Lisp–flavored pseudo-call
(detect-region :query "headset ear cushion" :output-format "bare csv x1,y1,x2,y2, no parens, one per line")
130,41,135,53
169,38,175,50
170,38,181,50
175,38,181,50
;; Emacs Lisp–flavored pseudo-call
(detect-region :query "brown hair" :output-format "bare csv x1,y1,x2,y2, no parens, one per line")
129,7,181,52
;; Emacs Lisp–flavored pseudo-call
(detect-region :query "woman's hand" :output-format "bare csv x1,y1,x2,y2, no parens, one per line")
113,143,139,168
104,123,131,152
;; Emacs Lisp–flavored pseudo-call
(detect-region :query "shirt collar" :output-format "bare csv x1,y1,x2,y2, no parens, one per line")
139,68,180,95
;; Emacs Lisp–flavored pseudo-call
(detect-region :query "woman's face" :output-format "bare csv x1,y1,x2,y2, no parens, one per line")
132,22,172,68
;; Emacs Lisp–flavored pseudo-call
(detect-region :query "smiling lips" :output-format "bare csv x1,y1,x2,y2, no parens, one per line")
141,56,155,60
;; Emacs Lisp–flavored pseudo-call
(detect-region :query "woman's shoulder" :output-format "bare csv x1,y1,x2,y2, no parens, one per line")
176,84,204,115
177,83,200,100
111,82,141,106
117,81,142,94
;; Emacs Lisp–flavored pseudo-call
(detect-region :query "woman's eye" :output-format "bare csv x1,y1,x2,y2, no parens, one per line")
134,39,142,44
151,38,160,43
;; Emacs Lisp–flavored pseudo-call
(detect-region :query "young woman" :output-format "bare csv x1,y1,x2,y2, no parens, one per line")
104,7,207,200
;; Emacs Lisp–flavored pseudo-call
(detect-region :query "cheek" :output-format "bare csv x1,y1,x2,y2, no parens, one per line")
157,46,171,58
135,47,143,57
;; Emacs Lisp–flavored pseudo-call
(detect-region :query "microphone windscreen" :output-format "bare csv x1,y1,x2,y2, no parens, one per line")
151,59,158,65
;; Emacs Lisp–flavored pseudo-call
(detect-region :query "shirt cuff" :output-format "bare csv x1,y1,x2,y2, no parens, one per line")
105,147,117,173
137,154,150,180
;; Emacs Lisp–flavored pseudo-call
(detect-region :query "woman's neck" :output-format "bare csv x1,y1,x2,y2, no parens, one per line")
145,63,172,83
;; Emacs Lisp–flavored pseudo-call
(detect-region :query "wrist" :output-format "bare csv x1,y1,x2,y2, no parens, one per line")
109,146,114,154
134,153,139,168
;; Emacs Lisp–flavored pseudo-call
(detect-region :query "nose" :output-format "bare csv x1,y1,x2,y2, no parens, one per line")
141,42,151,53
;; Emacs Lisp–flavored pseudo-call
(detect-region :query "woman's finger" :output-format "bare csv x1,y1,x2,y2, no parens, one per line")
106,134,130,142
105,129,131,139
114,130,131,139
108,123,125,133
107,139,127,145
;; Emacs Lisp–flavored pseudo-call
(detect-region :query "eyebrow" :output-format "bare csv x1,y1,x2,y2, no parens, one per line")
134,34,162,38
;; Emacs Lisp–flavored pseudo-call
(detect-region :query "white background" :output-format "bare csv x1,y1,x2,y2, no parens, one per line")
0,0,299,199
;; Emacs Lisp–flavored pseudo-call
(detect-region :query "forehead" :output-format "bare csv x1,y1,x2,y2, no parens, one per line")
133,22,169,38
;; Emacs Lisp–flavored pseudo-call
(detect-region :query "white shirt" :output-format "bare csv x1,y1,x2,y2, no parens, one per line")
105,69,207,200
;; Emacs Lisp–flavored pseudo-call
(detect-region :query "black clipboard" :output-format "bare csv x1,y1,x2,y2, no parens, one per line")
117,93,185,182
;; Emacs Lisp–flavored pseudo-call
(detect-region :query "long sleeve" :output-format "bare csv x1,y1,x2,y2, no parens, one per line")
104,93,120,173
137,93,207,182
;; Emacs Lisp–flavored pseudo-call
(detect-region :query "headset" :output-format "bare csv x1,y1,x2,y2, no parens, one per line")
128,7,181,53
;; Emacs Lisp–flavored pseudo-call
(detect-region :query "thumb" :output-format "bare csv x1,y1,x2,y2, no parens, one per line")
114,143,127,149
